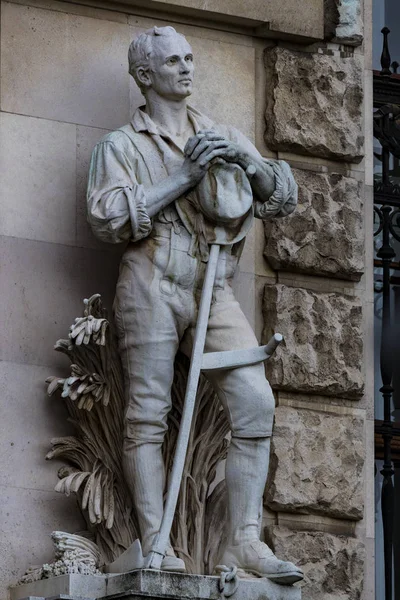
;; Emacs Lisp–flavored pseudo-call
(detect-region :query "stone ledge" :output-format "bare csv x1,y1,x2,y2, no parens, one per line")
10,570,301,600
105,0,323,41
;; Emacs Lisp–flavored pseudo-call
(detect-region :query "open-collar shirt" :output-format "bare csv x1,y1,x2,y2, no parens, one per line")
87,105,297,245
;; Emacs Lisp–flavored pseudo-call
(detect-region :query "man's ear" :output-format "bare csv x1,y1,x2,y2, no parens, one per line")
136,67,152,89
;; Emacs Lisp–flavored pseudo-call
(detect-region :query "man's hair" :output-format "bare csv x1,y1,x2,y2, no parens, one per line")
128,26,186,95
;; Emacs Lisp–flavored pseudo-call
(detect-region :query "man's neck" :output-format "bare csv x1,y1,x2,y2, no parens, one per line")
145,92,191,136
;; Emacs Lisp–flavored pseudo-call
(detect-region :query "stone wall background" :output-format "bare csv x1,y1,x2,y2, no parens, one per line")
0,1,270,594
260,1,375,598
0,0,374,598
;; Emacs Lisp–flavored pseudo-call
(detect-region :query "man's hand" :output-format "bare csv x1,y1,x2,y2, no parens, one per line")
184,130,256,183
182,130,231,186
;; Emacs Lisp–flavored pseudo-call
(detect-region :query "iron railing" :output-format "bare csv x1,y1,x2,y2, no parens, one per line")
373,27,400,600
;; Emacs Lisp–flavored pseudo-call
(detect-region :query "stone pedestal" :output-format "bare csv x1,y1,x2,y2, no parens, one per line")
10,570,301,600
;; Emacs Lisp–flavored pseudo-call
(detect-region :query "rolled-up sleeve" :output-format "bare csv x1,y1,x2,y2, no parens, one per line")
87,140,152,244
223,126,298,221
254,159,298,220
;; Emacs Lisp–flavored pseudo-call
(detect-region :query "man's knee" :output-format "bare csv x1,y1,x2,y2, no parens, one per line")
229,374,275,438
123,416,168,449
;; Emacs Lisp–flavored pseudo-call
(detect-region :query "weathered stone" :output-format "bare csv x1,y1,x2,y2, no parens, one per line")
10,569,301,600
264,48,363,162
264,169,364,281
265,527,364,600
324,0,363,44
334,0,363,45
324,0,340,39
263,284,364,397
266,406,364,519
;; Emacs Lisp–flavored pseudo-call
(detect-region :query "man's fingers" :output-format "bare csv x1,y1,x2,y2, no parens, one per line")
198,129,226,141
184,134,205,156
198,147,232,167
192,139,229,160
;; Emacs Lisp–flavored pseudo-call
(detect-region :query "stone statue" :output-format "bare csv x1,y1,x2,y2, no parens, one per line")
87,25,303,584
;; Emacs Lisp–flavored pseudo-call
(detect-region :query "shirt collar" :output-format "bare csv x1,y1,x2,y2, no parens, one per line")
131,104,214,135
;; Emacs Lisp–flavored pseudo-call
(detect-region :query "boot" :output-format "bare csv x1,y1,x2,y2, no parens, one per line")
123,440,186,573
219,540,303,584
219,436,303,584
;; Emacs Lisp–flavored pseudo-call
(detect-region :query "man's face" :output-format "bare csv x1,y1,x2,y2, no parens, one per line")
147,34,194,100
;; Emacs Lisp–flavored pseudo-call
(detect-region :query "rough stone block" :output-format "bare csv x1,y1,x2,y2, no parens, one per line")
324,0,363,45
264,48,363,162
266,527,364,600
266,406,364,519
1,2,131,130
263,169,364,281
0,113,77,246
263,284,364,397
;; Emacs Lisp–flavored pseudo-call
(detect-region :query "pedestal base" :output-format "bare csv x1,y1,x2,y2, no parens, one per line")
10,569,301,600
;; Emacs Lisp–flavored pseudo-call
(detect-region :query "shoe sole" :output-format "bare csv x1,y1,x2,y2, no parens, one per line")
236,568,303,585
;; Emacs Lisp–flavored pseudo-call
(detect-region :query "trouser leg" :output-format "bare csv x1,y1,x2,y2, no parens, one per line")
225,436,271,545
113,257,188,555
123,441,165,555
181,285,275,546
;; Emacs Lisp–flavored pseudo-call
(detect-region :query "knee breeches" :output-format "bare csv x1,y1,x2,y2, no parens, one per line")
113,251,275,448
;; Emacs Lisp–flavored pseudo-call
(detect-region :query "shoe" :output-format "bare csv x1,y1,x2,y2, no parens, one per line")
160,546,186,573
219,540,303,585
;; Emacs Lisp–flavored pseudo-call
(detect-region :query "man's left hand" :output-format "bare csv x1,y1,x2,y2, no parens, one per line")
185,130,254,174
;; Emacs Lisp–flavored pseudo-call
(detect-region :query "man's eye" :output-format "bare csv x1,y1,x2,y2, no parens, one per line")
185,56,193,62
167,58,177,65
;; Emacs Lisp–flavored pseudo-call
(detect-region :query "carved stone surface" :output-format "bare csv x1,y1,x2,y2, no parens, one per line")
264,48,363,162
263,284,364,398
264,169,364,281
266,527,364,600
265,406,364,519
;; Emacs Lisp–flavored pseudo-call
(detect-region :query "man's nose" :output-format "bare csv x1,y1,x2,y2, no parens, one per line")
179,59,190,73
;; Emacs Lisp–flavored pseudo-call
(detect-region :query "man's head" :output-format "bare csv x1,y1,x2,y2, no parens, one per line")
128,26,194,100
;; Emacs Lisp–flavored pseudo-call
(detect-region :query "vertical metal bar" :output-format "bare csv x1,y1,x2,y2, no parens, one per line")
381,27,392,76
377,206,396,600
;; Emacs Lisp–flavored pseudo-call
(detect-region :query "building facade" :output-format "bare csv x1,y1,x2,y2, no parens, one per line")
0,0,374,598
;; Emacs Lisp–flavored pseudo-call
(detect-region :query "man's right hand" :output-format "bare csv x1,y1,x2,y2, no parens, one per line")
182,131,230,186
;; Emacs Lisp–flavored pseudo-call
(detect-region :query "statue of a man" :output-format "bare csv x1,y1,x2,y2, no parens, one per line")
87,26,303,584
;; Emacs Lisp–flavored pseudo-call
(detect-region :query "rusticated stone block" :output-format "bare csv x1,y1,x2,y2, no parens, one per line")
325,0,363,45
264,48,363,162
266,527,364,600
264,169,364,281
266,406,364,519
263,284,364,397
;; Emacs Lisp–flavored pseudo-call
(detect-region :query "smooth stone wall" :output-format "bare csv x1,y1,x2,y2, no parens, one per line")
0,1,263,595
